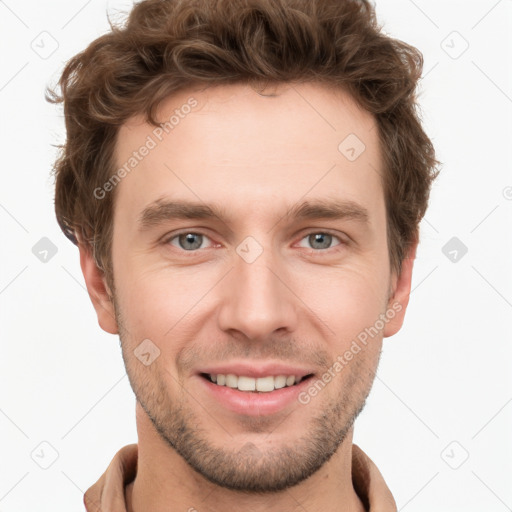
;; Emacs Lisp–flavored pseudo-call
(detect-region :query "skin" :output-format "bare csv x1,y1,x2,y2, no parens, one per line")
80,82,416,512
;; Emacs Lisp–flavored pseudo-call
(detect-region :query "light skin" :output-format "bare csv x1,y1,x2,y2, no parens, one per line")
80,82,416,512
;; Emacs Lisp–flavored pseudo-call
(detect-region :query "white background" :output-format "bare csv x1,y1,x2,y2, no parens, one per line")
1,0,511,510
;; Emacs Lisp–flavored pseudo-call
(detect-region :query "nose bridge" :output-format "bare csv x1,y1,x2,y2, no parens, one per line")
217,240,298,339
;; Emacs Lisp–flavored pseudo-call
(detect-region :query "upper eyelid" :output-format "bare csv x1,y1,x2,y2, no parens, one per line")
297,229,345,241
162,229,213,242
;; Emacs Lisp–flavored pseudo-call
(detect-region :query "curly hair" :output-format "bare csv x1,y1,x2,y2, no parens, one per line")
47,0,439,286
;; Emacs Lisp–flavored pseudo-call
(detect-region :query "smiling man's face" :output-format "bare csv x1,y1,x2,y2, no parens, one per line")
82,82,414,493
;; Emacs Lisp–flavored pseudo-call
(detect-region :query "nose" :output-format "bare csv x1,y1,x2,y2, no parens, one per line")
216,246,299,341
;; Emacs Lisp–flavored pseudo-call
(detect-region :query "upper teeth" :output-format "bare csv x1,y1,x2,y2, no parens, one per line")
210,374,302,392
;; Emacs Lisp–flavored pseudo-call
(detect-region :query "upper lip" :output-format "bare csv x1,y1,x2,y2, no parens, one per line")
196,361,315,379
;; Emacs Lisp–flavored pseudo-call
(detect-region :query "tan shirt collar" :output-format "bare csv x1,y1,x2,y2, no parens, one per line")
84,443,396,512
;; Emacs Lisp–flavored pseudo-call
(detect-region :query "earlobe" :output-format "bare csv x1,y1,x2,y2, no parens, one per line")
78,244,118,335
383,242,418,338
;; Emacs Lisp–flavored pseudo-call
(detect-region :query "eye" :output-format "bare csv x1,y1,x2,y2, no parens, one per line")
297,232,342,251
168,232,212,251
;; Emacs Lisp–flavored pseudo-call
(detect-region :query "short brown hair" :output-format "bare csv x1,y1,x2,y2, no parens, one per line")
47,0,439,285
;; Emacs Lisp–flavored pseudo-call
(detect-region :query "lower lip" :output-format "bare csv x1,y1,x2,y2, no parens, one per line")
197,375,313,416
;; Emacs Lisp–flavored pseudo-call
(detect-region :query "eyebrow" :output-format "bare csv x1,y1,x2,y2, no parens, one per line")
138,198,369,231
287,200,369,223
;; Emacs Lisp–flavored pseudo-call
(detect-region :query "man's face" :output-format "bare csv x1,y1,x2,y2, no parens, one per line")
91,82,407,492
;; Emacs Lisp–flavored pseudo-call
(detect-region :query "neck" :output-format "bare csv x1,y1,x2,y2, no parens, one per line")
126,403,366,512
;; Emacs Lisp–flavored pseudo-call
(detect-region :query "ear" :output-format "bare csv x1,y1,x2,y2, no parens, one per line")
383,241,418,338
78,244,118,335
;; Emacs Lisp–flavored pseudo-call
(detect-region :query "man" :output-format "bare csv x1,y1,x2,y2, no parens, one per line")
48,0,438,510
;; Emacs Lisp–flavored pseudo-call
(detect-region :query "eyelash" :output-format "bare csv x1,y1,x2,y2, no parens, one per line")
162,230,347,255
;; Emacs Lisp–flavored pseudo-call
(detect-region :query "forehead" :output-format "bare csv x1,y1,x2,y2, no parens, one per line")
113,82,384,224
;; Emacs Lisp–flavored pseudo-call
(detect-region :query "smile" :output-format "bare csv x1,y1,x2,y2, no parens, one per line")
202,373,312,392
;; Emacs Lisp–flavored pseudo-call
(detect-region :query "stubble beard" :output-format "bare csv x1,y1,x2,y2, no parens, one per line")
114,296,379,493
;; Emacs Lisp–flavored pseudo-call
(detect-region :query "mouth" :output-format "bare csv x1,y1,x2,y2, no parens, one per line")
200,372,315,392
195,362,317,416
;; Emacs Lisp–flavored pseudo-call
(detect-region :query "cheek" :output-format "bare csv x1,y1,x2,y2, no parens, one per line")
113,261,216,353
298,263,390,343
112,267,172,341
